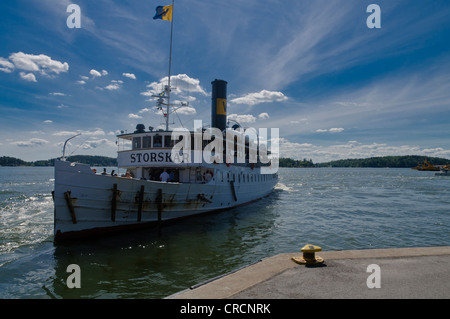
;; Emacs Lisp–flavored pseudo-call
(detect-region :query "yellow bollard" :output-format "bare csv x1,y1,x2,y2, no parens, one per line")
292,244,324,265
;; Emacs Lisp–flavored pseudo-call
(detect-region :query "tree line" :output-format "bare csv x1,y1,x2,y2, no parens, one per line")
279,155,450,168
1,154,449,168
0,155,117,167
315,155,450,168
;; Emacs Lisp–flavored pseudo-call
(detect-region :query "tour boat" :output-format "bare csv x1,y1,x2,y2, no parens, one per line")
53,79,278,241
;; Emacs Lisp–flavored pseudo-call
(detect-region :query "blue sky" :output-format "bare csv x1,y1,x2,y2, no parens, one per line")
1,0,450,162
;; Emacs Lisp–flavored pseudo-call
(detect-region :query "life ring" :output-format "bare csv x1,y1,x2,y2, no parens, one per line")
226,163,231,167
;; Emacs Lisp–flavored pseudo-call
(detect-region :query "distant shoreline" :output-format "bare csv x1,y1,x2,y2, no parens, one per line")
1,155,449,168
0,155,117,167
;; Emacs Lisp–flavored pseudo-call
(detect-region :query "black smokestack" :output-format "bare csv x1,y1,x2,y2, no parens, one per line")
211,79,227,131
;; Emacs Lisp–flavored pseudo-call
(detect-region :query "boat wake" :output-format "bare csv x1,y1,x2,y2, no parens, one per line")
275,183,295,192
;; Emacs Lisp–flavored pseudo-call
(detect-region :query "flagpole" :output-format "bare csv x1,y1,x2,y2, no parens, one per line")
166,0,174,131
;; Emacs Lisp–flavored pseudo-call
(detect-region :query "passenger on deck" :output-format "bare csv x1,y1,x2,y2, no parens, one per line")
160,169,170,182
204,170,212,182
122,171,132,178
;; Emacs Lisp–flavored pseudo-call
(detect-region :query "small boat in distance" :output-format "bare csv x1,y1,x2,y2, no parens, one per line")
412,159,440,171
435,166,450,176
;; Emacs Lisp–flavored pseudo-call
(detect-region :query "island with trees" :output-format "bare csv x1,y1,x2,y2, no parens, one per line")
0,155,117,167
1,154,449,168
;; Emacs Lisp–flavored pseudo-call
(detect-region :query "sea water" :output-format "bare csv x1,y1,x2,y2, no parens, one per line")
0,167,449,298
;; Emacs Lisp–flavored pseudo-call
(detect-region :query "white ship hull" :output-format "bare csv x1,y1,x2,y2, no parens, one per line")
53,160,277,241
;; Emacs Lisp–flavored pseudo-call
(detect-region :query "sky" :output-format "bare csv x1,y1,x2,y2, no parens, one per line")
1,0,450,163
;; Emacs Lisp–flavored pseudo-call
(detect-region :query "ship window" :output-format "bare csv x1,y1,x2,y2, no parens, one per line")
133,137,141,149
143,136,151,148
164,135,174,148
153,135,162,147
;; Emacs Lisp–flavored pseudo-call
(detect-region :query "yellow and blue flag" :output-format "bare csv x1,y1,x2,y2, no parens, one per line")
153,5,173,21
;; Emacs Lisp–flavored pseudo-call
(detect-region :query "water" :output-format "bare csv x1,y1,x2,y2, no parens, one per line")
0,167,449,298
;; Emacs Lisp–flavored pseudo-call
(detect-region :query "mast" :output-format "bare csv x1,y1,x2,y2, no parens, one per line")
152,0,175,131
166,0,174,131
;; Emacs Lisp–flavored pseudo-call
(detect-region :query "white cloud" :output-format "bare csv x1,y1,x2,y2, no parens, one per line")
289,118,308,125
315,128,344,133
49,92,66,96
52,130,79,136
102,70,108,76
128,113,143,119
102,80,123,90
105,83,121,90
140,91,153,97
77,80,86,85
81,138,115,150
52,128,105,137
142,74,207,97
8,52,68,76
329,128,345,133
90,69,102,78
230,90,287,106
138,108,152,114
84,128,106,136
10,138,49,147
175,106,196,115
258,112,270,120
123,72,136,80
19,72,37,82
0,58,14,73
228,113,257,124
43,120,53,123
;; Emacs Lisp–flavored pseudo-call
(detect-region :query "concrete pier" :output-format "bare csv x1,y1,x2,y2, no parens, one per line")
168,246,450,299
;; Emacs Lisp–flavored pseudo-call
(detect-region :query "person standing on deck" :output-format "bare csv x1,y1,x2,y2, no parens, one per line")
160,169,170,182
